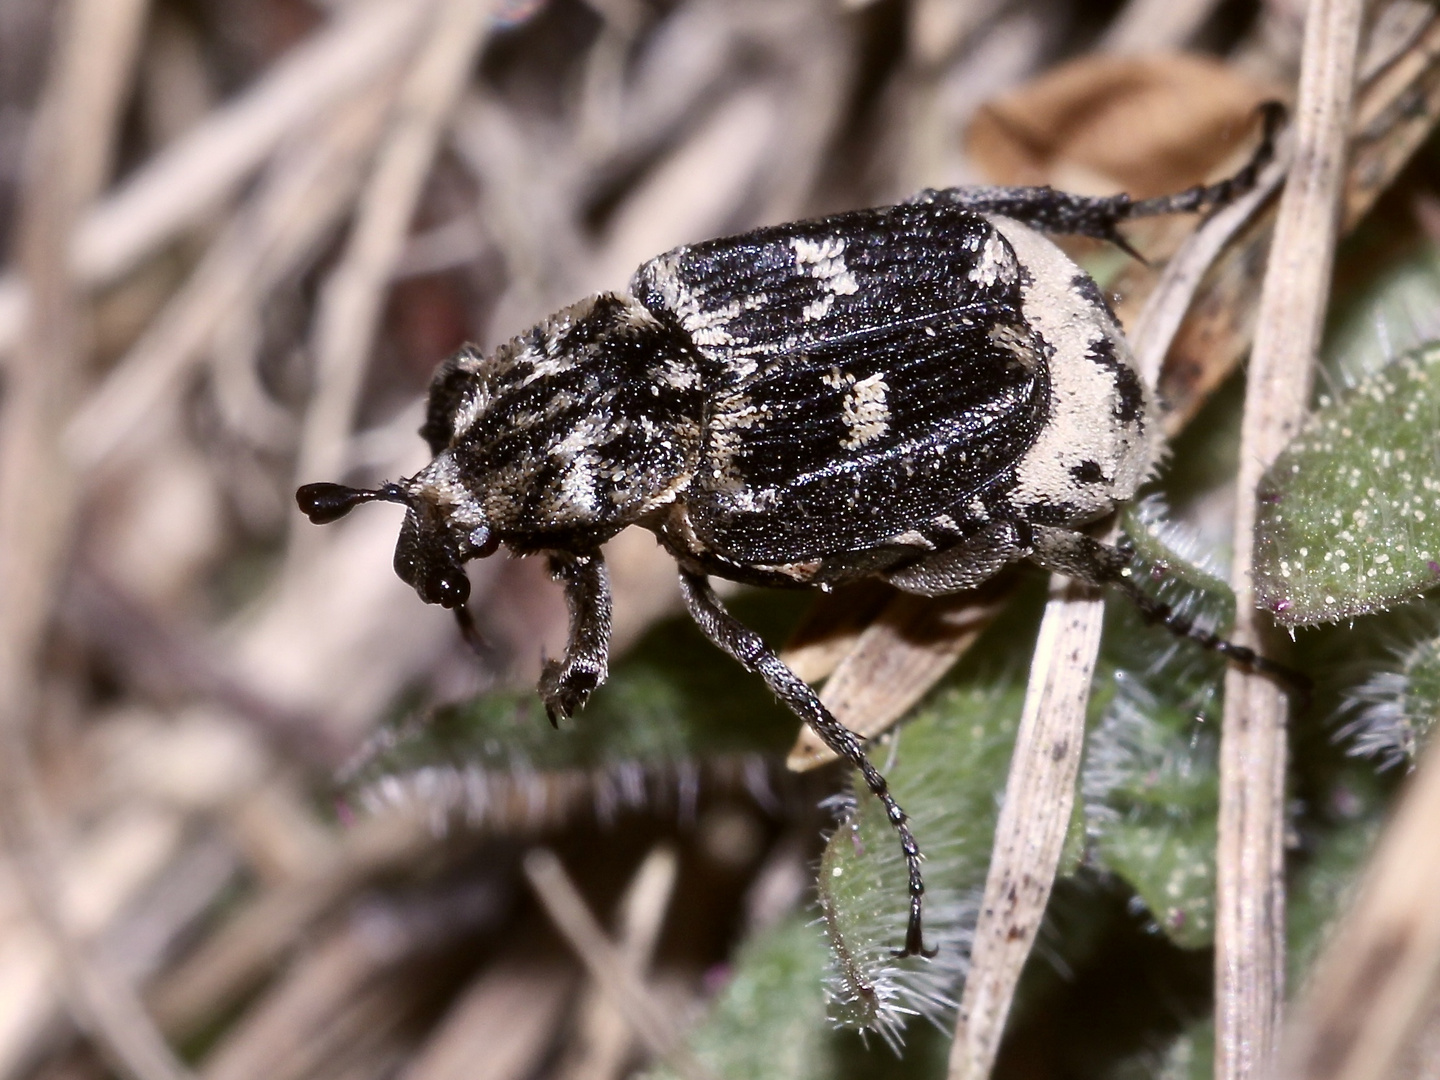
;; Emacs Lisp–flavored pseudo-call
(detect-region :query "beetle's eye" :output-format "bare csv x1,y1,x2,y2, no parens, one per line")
469,526,499,559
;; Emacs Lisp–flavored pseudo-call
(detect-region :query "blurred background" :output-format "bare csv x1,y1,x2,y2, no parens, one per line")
3,1,1440,1078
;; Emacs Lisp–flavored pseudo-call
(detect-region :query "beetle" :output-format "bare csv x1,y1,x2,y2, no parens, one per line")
298,104,1286,959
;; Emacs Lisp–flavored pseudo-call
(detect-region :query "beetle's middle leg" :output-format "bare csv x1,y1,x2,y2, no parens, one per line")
539,551,612,724
678,570,934,959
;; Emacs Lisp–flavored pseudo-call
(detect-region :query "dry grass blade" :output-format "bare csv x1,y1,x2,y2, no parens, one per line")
946,582,1105,1080
1277,732,1440,1080
1157,0,1440,432
1218,1,1365,1077
195,892,484,1080
0,0,433,363
1100,0,1225,54
148,812,432,1041
0,806,190,1080
292,0,493,511
0,0,197,1077
66,80,396,471
786,591,1008,772
558,844,678,1080
400,956,577,1080
523,849,715,1080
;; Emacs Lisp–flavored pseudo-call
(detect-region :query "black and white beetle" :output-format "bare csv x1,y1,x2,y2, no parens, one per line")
299,104,1288,959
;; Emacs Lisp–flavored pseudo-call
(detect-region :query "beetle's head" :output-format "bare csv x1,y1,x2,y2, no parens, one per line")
295,476,498,611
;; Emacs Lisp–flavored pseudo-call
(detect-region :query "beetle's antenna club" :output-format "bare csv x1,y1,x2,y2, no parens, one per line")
296,481,411,525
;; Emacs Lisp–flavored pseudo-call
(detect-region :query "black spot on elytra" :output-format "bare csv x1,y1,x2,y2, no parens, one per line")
1070,460,1105,484
1071,273,1121,328
1084,335,1144,424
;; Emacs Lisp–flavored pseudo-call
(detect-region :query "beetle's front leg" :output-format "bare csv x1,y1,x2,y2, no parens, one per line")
678,570,934,959
539,551,612,724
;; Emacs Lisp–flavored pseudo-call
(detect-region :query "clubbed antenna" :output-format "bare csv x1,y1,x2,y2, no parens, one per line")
295,482,409,524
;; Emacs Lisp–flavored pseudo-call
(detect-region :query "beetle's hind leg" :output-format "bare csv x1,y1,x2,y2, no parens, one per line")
1027,525,1311,699
678,571,935,960
909,101,1284,254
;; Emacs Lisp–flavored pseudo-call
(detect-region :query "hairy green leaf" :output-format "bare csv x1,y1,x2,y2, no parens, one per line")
346,595,803,822
1338,613,1440,766
817,679,1025,1041
642,916,834,1080
1255,344,1440,626
1082,500,1232,948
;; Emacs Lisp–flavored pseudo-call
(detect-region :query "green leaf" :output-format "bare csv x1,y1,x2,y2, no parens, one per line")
1082,499,1231,949
1255,343,1440,626
1338,615,1440,765
642,916,834,1080
816,679,1026,1041
1287,780,1387,986
346,595,804,820
1325,241,1440,385
1082,678,1218,949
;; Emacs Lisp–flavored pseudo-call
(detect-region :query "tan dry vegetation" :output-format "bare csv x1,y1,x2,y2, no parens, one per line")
3,2,1440,1079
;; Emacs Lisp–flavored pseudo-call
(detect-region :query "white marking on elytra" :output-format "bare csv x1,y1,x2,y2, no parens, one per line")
707,390,769,492
841,372,890,449
968,230,1017,288
988,217,1157,523
803,292,835,322
688,300,742,346
641,252,741,351
792,234,859,297
885,529,934,550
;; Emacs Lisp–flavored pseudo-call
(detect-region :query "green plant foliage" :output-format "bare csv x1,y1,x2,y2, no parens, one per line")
1081,500,1232,950
1083,677,1219,949
1324,242,1440,385
1254,343,1440,627
1339,614,1440,766
814,502,1247,1040
816,680,1027,1043
1105,1019,1213,1080
642,916,835,1080
1121,498,1235,611
1101,770,1389,1080
1287,778,1388,986
345,595,804,820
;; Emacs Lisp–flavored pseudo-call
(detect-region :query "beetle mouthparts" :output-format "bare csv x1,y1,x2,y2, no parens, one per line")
295,482,409,524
